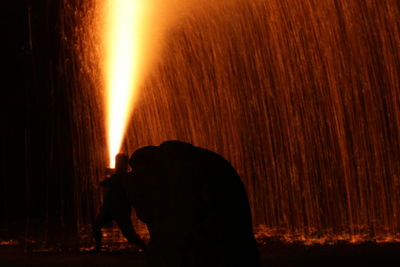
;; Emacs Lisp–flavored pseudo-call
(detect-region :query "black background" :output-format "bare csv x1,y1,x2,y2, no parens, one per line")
1,0,77,235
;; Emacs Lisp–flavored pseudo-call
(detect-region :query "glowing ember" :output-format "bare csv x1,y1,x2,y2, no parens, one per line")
103,0,150,167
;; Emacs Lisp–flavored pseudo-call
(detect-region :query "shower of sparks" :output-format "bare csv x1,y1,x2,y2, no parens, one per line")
104,0,149,167
65,0,400,243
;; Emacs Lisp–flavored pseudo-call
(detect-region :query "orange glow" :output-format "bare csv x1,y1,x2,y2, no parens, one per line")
103,0,150,167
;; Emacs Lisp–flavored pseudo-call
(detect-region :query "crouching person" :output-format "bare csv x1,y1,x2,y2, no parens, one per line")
92,153,147,252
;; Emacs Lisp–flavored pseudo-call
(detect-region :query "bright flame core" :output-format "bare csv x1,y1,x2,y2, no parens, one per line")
104,0,149,168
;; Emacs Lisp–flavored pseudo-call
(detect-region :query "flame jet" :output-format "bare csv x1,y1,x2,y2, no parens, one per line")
103,0,150,168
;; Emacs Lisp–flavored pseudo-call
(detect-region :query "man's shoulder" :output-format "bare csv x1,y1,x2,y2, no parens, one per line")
100,177,113,187
109,172,132,184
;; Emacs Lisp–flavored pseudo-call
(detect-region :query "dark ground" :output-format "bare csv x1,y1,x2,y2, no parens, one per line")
1,242,400,266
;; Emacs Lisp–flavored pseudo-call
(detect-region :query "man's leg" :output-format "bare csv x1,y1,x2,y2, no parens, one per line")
115,215,147,250
92,209,113,252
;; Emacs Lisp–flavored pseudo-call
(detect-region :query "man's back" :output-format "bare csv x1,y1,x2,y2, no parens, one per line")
126,141,260,267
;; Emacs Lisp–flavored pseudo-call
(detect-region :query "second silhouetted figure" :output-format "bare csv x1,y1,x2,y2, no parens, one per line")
92,153,146,252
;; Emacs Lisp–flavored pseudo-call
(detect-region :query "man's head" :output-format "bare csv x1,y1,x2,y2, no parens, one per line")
129,146,161,174
115,153,129,174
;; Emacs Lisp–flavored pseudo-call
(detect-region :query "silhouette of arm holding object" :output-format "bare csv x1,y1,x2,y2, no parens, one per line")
92,153,146,252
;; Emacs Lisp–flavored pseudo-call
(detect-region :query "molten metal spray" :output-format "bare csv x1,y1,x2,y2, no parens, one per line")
66,0,400,243
103,0,150,167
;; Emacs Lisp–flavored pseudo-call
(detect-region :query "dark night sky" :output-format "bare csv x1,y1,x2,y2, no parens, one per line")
2,1,76,228
2,1,32,220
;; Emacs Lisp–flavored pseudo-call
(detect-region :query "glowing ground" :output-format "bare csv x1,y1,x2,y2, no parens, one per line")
1,242,400,266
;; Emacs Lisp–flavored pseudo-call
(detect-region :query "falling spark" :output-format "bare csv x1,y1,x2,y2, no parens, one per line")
104,0,149,167
68,0,400,242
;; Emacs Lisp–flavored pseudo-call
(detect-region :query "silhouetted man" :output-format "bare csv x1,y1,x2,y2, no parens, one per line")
125,141,260,267
92,153,146,252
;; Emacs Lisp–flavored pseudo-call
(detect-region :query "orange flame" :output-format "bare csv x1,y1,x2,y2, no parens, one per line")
103,0,150,167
